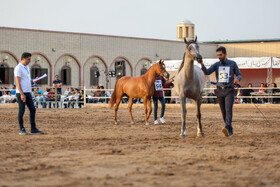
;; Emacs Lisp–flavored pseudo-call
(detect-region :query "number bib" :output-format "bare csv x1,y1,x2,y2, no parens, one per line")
155,80,163,91
218,66,230,83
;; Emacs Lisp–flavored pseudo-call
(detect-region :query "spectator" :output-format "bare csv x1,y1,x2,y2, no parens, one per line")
163,79,174,104
43,88,54,108
11,85,16,95
242,83,255,103
64,87,70,96
258,83,267,104
268,83,279,104
0,91,7,103
104,87,112,103
99,85,105,103
7,91,17,103
68,88,80,108
91,86,100,103
78,90,85,108
52,75,63,95
234,84,242,103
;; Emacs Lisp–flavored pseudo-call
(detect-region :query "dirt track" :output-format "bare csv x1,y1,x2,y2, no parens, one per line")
0,104,280,187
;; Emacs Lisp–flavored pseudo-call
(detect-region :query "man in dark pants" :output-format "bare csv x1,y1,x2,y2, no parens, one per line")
198,47,242,137
14,52,43,135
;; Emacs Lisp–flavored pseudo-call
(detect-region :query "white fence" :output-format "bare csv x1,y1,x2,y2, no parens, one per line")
1,87,280,107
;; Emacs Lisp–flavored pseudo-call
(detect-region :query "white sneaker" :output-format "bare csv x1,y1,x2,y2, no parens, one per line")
154,120,159,125
160,117,166,124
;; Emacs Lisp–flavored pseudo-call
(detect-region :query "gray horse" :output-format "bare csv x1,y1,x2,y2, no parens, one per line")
174,36,205,137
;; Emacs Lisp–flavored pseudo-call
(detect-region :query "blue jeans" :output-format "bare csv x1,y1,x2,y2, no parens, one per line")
153,97,165,121
16,93,36,130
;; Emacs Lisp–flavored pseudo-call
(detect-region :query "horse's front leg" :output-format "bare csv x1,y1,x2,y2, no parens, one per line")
180,96,187,137
195,98,204,137
143,97,149,125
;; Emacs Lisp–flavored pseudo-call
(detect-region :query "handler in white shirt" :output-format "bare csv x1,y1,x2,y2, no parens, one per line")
14,52,43,135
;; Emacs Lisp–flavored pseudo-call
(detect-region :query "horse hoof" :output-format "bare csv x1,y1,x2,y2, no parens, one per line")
180,134,186,138
131,121,135,125
197,132,204,137
146,123,150,126
180,130,186,138
115,122,118,125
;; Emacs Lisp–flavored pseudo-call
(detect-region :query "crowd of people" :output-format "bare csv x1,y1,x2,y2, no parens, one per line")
1,81,280,106
238,82,280,104
1,82,280,105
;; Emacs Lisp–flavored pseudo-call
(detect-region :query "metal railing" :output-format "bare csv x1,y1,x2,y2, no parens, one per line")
1,86,280,106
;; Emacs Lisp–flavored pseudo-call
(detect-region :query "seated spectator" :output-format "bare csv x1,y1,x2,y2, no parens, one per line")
90,86,100,103
68,88,80,108
258,83,267,104
78,90,86,108
0,91,8,103
6,91,17,103
43,88,55,108
64,87,71,96
163,80,174,104
242,83,255,103
11,85,16,95
98,85,106,103
268,83,279,104
234,84,242,103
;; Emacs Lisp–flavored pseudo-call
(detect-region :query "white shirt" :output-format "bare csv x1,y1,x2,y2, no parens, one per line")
14,63,32,93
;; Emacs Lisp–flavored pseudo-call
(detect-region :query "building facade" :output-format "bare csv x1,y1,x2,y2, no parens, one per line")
0,27,217,89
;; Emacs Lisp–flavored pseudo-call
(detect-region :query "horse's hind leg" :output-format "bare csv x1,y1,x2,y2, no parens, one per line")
180,96,187,137
114,98,122,125
128,97,135,124
147,96,152,121
195,99,204,137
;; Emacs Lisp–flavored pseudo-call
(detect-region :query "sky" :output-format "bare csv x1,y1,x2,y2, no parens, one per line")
0,0,279,42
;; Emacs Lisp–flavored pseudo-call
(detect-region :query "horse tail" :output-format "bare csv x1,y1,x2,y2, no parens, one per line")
109,80,118,109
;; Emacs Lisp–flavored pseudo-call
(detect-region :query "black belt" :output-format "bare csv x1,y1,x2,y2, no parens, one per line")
217,86,233,90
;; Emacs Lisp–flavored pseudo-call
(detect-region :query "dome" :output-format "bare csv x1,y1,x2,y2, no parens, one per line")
180,19,193,24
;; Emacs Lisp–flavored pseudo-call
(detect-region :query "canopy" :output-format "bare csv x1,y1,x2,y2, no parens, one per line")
164,57,280,71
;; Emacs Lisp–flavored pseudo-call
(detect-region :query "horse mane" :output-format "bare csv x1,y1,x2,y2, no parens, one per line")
143,62,157,75
178,53,185,73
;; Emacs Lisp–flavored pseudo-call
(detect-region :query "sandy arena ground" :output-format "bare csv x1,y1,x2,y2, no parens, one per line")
0,104,280,187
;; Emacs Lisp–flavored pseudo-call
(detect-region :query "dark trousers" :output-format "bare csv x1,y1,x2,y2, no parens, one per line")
153,97,165,121
16,93,36,130
164,91,171,103
215,88,235,129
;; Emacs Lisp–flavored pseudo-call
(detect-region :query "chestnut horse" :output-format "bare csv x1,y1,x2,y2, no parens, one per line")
109,60,169,125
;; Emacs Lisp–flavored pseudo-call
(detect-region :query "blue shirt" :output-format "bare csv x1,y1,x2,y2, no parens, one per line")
11,90,16,95
201,59,242,87
53,80,62,93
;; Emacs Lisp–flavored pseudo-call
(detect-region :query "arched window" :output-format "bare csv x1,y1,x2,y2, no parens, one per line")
140,68,147,75
31,65,48,84
90,67,99,86
61,66,71,85
0,64,13,84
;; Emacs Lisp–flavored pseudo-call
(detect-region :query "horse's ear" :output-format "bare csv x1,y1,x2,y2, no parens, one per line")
194,36,197,43
159,59,163,64
184,37,188,44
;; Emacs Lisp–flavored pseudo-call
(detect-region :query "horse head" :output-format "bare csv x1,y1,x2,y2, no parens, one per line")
156,59,169,79
184,36,202,63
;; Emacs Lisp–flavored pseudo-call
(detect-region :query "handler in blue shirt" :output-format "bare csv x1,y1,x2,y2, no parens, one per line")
198,47,242,137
